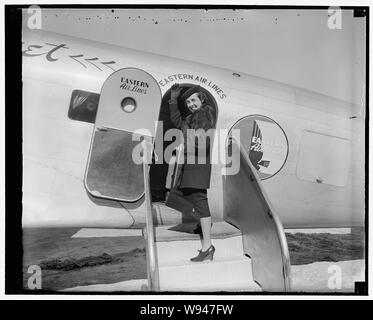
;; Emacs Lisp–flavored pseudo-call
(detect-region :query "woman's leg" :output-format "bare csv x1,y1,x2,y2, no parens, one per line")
200,216,212,251
190,189,213,251
183,189,215,262
182,188,213,249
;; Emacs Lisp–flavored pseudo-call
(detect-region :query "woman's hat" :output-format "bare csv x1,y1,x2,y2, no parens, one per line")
180,85,202,101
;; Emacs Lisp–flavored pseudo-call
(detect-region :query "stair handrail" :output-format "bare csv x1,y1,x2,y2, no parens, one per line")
142,139,160,291
227,135,292,291
170,143,184,189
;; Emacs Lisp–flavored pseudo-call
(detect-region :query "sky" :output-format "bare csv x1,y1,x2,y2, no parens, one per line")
24,8,366,105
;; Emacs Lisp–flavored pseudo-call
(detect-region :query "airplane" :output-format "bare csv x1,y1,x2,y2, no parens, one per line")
22,28,365,292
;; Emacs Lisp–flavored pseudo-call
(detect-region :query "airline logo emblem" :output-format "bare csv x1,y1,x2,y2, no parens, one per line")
120,77,149,94
248,116,288,179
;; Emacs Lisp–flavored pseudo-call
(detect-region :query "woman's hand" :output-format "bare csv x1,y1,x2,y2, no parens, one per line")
170,84,183,100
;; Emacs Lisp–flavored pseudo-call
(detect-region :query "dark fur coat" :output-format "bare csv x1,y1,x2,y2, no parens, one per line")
169,99,216,189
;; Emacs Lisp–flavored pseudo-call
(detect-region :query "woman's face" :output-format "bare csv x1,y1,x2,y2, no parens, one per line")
185,93,202,113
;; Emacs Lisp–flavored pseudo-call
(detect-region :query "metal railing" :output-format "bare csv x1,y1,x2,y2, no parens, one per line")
170,144,184,189
223,136,291,292
142,139,160,291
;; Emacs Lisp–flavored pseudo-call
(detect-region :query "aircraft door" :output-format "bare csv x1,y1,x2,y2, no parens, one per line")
85,68,162,202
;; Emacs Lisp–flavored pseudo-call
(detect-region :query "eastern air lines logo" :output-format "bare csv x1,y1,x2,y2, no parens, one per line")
248,116,288,179
120,77,149,94
234,115,289,180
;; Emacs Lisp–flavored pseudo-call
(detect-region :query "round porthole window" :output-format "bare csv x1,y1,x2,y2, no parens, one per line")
121,97,137,113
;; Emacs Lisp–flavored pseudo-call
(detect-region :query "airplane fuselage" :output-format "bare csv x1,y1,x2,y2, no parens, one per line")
22,29,365,228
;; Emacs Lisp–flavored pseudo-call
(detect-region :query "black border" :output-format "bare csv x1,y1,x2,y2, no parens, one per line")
5,5,23,295
5,4,369,297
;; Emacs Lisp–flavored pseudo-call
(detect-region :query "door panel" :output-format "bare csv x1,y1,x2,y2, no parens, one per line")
85,68,162,202
86,127,144,201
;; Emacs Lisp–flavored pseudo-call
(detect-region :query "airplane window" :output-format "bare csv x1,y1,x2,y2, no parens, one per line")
296,131,351,187
68,90,99,123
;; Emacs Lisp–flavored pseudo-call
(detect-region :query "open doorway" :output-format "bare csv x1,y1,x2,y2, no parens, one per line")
149,83,219,202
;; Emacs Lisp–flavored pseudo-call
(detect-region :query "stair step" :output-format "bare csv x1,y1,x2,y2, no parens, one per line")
159,256,259,292
161,280,261,292
154,221,241,242
157,236,244,265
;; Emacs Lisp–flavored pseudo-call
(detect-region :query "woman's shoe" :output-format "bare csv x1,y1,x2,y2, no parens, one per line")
190,245,215,262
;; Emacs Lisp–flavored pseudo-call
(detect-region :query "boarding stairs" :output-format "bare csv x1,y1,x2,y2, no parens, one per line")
87,68,291,293
151,210,261,292
142,137,291,292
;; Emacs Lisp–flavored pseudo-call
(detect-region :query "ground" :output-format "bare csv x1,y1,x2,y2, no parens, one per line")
286,227,365,265
22,227,365,292
23,228,147,291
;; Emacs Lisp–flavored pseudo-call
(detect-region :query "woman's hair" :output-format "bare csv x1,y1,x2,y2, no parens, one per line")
190,104,216,131
196,91,207,104
183,89,207,105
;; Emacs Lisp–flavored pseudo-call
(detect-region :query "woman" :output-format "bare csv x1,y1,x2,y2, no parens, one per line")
168,83,216,262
